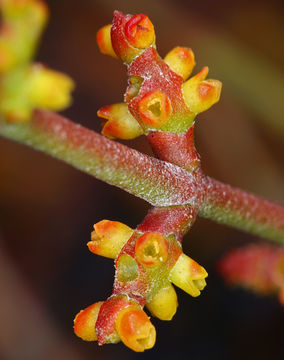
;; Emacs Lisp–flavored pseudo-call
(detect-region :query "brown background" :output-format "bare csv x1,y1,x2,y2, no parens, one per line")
0,0,284,359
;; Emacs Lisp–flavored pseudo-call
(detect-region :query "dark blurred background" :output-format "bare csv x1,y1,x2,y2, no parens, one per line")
0,0,284,359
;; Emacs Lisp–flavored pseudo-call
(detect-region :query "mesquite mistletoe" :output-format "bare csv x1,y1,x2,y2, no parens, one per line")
0,1,283,353
75,12,217,351
72,12,284,351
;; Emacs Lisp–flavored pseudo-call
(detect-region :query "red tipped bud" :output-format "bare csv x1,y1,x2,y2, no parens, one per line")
88,220,133,259
115,305,156,352
164,47,195,80
135,232,168,268
110,11,155,64
124,14,155,49
96,24,118,59
74,302,103,341
169,253,208,297
183,67,222,114
97,103,143,140
138,90,172,128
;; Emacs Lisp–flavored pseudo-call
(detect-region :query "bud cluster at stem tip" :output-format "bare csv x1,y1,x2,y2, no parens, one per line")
0,0,75,123
96,10,222,138
74,219,208,352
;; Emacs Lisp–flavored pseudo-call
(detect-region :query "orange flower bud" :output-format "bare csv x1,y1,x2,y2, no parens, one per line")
115,305,156,352
146,284,178,320
169,253,208,297
138,90,172,128
164,47,195,80
183,67,222,114
110,11,155,64
88,220,133,259
135,232,168,267
74,301,103,341
96,24,118,59
124,14,155,49
97,103,143,140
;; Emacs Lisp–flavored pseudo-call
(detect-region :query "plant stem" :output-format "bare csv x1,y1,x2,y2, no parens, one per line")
0,110,200,207
200,176,284,242
1,110,283,242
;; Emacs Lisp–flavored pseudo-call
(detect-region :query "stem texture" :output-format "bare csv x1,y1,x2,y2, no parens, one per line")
200,177,284,242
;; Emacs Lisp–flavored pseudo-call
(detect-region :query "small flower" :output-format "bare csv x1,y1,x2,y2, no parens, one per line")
124,14,155,50
135,232,168,267
183,66,222,114
74,302,103,341
96,24,118,59
97,103,143,140
146,284,178,321
115,304,156,352
109,11,156,64
169,253,208,297
164,47,195,81
88,220,133,259
138,90,172,128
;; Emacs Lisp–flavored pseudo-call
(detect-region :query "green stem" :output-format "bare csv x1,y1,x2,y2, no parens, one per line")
200,176,284,242
0,110,199,207
1,110,283,242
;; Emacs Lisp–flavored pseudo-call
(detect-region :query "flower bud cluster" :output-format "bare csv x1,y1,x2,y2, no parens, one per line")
0,0,74,123
74,220,208,351
96,11,222,138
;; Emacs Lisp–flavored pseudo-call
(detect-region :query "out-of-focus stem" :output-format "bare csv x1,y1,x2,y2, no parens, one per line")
0,110,200,207
200,176,284,242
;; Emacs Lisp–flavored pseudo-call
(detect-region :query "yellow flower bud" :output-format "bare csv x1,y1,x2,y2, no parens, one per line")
146,284,178,320
124,14,155,50
115,305,156,352
183,66,222,114
97,103,143,140
96,24,118,59
73,301,103,341
88,220,133,259
29,64,74,111
169,253,208,297
164,47,195,80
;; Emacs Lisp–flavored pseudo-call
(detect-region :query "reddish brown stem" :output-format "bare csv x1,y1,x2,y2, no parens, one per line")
200,176,284,241
1,111,283,241
147,127,284,242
